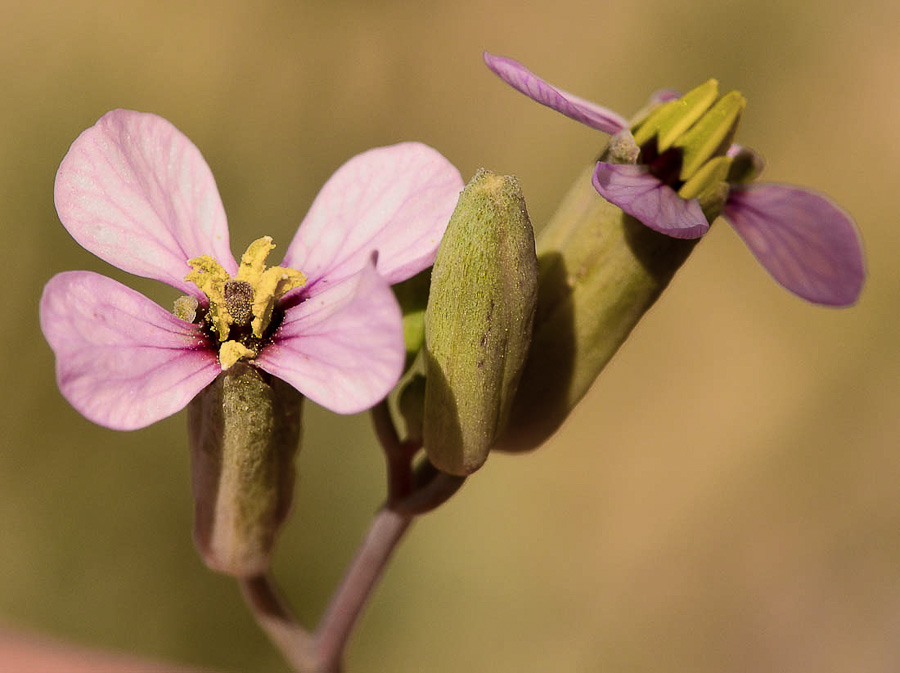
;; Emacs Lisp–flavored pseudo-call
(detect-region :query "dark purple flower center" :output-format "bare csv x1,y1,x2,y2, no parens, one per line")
640,139,685,190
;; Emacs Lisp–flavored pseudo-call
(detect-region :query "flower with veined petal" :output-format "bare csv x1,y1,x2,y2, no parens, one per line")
484,52,865,306
40,110,463,430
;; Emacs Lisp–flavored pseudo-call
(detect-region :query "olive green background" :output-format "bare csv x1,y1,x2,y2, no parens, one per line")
2,1,898,671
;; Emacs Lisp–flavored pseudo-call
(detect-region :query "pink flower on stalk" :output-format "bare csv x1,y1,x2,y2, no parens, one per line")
41,110,463,430
484,52,865,306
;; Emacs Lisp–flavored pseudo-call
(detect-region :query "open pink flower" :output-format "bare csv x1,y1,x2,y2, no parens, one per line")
41,110,463,430
484,52,865,306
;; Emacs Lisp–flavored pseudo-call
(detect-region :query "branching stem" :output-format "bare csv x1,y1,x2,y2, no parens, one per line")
239,400,463,673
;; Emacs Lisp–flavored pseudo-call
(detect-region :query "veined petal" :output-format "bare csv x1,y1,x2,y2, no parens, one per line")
592,162,709,238
282,143,462,292
256,264,404,415
483,52,628,134
40,271,220,430
54,110,237,295
723,184,865,306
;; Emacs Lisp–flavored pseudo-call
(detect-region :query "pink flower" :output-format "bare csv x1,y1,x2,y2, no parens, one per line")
484,52,865,306
41,110,462,430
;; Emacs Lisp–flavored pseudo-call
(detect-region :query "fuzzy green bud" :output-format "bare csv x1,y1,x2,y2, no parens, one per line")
423,169,538,475
392,268,432,370
494,163,698,452
188,364,302,577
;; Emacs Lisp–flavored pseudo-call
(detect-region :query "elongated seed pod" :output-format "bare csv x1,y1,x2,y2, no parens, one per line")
188,364,302,577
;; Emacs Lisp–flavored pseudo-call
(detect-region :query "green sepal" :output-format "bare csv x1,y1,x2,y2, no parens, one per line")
423,169,538,475
674,90,746,181
187,364,302,577
631,79,719,150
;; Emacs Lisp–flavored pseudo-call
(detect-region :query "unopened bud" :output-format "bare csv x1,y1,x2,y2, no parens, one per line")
423,169,538,475
392,268,432,370
188,364,302,577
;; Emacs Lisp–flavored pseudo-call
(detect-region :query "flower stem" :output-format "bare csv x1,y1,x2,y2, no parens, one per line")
239,574,319,672
239,401,464,673
314,508,413,671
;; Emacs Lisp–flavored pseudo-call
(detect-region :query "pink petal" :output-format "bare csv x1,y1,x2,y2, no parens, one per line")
592,162,709,238
483,52,628,134
723,184,865,306
54,110,237,295
40,271,220,430
282,143,462,293
256,264,404,414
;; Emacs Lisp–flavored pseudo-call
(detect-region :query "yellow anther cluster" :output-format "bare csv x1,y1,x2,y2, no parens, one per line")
186,236,307,370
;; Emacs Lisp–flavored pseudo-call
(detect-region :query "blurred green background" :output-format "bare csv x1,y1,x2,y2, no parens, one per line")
2,0,898,671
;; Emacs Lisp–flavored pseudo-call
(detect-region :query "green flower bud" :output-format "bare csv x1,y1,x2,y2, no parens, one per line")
392,267,432,370
188,364,302,577
423,169,538,475
398,372,427,445
494,164,698,452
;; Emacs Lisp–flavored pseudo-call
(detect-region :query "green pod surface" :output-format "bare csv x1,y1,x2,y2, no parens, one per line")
188,364,302,577
424,170,538,475
494,165,699,452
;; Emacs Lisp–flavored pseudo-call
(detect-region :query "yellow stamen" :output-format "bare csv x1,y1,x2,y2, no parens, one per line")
219,341,256,370
251,266,306,337
186,255,233,341
184,236,307,347
236,236,278,286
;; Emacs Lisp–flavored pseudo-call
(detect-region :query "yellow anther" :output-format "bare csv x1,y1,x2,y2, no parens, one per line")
185,237,307,345
219,341,256,370
186,255,233,341
237,236,277,286
251,266,306,337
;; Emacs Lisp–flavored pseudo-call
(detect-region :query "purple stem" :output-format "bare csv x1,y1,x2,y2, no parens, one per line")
240,401,455,673
239,575,318,672
313,508,414,671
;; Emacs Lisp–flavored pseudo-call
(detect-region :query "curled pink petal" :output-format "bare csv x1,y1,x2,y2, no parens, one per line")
592,162,709,238
40,271,220,430
724,184,865,306
54,110,237,295
283,143,462,293
483,52,628,134
257,263,404,415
